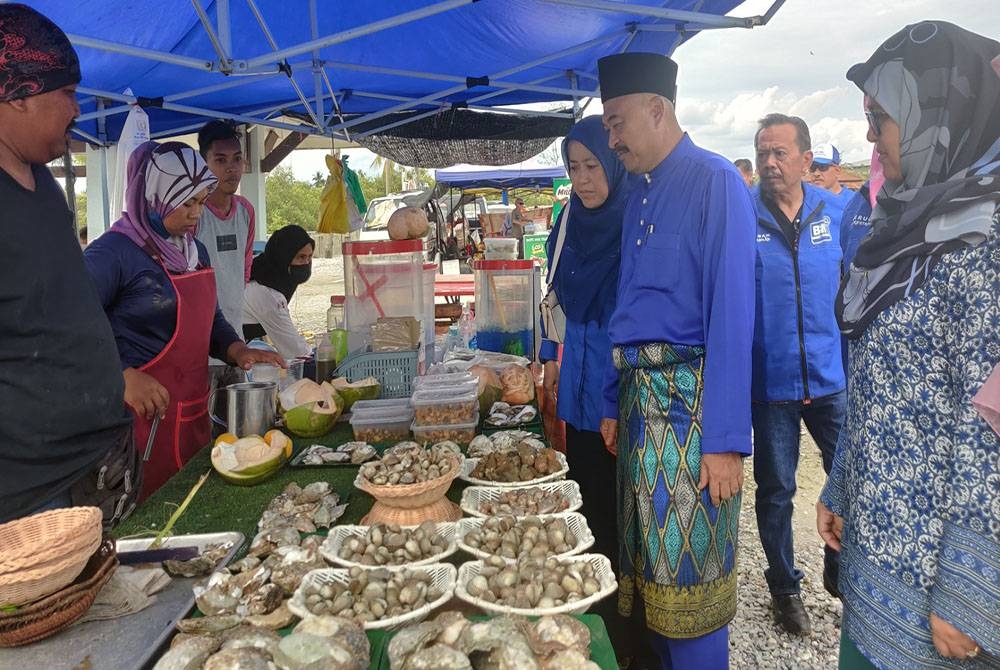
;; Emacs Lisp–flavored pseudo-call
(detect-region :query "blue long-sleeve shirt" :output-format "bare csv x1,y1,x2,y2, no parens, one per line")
84,231,241,369
602,135,756,455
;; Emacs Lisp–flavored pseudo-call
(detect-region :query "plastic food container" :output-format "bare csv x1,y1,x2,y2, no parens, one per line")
351,398,412,414
410,387,478,426
411,418,478,445
412,372,477,393
484,237,518,260
472,260,536,357
350,408,413,443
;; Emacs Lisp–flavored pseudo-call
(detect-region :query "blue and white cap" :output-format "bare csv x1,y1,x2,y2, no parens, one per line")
812,143,841,165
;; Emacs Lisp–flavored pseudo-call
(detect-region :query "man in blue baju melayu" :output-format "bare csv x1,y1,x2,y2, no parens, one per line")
597,52,756,670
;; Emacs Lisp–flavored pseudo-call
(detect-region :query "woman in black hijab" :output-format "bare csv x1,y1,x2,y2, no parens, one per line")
242,224,315,359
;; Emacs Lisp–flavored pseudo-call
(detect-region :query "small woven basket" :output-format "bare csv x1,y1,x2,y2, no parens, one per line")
354,454,462,509
0,507,102,575
0,540,117,647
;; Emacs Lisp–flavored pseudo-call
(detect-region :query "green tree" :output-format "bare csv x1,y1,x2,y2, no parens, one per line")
264,165,324,234
75,192,87,229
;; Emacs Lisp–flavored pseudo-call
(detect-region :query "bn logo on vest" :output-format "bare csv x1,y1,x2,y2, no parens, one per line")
810,217,832,245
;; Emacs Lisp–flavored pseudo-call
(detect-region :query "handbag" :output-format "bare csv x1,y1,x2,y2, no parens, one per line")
540,201,570,343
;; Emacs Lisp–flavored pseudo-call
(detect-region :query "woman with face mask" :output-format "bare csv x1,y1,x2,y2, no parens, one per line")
84,141,284,500
242,224,316,360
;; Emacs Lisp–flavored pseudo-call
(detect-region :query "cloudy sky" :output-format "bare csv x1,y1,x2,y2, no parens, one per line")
289,0,993,179
669,0,994,164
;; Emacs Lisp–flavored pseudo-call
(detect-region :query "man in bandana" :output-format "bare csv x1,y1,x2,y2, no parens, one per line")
598,52,756,669
0,4,138,526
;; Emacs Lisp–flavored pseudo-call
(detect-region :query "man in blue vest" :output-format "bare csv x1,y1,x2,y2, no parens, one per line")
751,113,846,635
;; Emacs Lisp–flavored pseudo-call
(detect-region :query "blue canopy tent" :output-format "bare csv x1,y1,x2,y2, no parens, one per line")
434,161,567,190
19,0,785,231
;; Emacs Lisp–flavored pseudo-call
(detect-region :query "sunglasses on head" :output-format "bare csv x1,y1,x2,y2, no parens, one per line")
810,163,833,173
865,109,890,137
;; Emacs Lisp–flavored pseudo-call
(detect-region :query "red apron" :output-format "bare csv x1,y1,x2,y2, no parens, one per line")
133,267,217,500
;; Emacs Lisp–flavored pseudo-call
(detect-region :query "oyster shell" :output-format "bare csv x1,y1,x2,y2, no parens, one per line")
163,541,234,578
406,644,472,670
387,621,441,670
272,632,360,670
153,634,220,670
294,615,369,662
177,614,243,646
203,647,276,670
245,602,297,630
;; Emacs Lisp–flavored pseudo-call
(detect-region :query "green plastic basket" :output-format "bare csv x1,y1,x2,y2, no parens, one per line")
334,349,418,399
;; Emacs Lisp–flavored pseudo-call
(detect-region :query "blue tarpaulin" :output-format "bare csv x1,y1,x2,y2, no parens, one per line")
16,0,780,144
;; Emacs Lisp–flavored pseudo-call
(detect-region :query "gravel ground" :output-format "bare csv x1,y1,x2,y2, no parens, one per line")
732,441,842,669
290,265,844,668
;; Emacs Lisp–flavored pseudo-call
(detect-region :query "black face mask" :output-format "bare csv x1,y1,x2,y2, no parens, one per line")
288,263,312,284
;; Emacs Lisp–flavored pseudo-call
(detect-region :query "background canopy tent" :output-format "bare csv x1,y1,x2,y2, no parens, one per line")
434,161,568,191
23,0,784,146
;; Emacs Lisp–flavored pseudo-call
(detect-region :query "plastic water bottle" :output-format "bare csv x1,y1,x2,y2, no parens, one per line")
326,295,349,364
459,303,477,350
443,324,462,358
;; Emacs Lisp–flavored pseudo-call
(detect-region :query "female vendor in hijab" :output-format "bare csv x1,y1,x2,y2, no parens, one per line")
242,224,315,360
817,22,1000,669
84,141,284,500
537,114,634,664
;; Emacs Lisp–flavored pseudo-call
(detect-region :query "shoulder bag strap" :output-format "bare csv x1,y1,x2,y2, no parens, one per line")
547,199,570,288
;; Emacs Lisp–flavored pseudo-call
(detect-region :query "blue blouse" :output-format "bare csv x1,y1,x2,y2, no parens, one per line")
84,231,241,369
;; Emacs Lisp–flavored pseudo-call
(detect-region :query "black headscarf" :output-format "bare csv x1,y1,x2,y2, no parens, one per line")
250,225,315,302
836,22,1000,337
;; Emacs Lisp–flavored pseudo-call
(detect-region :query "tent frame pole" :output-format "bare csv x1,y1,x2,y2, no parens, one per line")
539,0,759,28
243,0,474,70
66,34,213,71
332,29,625,134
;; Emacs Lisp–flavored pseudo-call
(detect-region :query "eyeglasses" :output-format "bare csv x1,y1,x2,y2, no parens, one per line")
809,163,833,173
865,109,890,137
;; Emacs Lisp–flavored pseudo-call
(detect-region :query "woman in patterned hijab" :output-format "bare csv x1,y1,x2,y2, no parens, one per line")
819,22,1000,669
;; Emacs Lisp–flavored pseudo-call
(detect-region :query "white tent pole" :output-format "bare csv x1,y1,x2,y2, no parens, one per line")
331,30,624,133
75,86,319,136
216,0,232,57
191,0,231,69
244,0,324,130
66,34,213,71
354,73,569,138
347,90,573,119
326,61,598,98
96,99,112,234
309,0,325,131
539,0,760,28
244,0,474,69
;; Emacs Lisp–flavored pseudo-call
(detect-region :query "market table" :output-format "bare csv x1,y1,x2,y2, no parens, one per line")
107,418,616,670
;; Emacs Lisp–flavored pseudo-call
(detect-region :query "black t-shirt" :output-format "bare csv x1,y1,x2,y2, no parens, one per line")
0,165,131,521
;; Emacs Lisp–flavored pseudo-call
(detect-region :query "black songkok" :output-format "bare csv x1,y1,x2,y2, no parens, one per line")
597,52,678,104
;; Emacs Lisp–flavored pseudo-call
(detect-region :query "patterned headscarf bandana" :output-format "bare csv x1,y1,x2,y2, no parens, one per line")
837,21,1000,338
111,142,218,273
0,4,80,102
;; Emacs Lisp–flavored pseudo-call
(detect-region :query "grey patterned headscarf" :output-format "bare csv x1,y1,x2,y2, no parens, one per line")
837,21,1000,338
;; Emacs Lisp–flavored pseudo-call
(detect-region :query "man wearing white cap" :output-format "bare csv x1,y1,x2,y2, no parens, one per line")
597,51,756,669
809,143,855,227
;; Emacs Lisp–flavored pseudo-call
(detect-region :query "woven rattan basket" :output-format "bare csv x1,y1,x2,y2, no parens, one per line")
353,454,462,509
361,498,463,526
0,540,117,647
0,541,100,608
0,507,102,575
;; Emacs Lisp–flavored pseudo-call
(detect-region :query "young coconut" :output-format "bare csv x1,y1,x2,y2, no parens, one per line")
281,379,344,438
387,206,429,240
329,376,381,411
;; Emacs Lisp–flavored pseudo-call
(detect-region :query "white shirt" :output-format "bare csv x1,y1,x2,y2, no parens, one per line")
242,281,312,359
